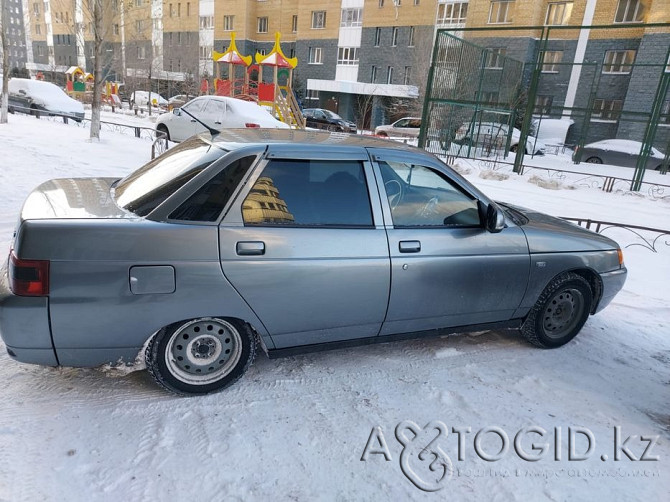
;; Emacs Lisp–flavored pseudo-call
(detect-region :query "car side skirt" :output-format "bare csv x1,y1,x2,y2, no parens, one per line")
265,319,523,359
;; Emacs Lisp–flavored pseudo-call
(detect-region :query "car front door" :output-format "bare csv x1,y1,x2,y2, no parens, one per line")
174,99,207,141
369,149,531,335
218,147,390,349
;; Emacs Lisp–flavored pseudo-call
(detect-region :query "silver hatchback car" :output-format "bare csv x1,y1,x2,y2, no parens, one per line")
0,130,627,394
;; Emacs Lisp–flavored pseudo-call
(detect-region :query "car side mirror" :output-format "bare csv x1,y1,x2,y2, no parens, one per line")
478,201,505,233
173,108,181,116
18,90,26,95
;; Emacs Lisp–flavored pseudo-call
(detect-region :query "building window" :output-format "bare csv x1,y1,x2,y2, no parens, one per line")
137,46,146,59
35,24,41,35
394,0,402,5
308,47,322,64
371,65,378,82
602,50,636,74
414,0,420,4
592,99,623,121
485,48,506,69
311,11,326,29
306,89,319,102
404,66,412,85
341,8,363,27
292,15,298,33
135,0,142,7
337,47,359,65
199,46,212,60
136,19,144,32
200,16,213,29
379,0,384,7
33,3,40,15
534,95,553,114
257,17,268,33
391,27,398,46
481,91,499,104
614,0,644,23
387,66,394,84
223,15,234,31
438,2,469,25
408,26,415,47
374,27,381,46
660,100,670,123
488,1,515,24
545,2,573,25
541,51,563,72
113,24,119,35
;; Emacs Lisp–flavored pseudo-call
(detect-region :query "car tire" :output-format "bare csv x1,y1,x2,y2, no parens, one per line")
156,124,171,142
146,317,256,395
521,272,592,349
30,104,40,118
377,131,388,137
585,156,603,164
510,144,518,153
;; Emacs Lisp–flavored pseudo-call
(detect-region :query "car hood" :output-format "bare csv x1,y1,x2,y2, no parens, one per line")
501,203,620,253
20,178,130,221
41,95,85,114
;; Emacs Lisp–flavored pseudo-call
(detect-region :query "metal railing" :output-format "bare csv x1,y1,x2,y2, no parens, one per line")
561,218,670,253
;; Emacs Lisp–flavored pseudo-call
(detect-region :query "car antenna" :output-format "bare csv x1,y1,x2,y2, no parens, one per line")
177,105,221,137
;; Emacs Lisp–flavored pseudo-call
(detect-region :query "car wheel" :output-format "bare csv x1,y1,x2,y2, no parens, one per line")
146,317,256,395
156,124,171,142
585,156,603,164
30,105,40,118
510,144,518,153
377,131,388,137
521,272,592,349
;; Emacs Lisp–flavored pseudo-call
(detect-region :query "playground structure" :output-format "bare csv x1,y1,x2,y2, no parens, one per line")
65,65,121,107
211,32,305,129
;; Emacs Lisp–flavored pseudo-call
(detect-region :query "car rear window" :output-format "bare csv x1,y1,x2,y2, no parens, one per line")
114,136,226,217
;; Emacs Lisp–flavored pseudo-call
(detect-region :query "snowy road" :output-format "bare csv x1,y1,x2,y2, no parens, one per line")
0,115,668,500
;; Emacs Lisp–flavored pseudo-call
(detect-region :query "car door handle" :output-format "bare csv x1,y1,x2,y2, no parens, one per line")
190,119,196,122
236,241,265,256
399,240,421,253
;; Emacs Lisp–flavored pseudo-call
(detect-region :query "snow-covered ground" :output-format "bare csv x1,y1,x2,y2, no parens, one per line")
0,114,668,500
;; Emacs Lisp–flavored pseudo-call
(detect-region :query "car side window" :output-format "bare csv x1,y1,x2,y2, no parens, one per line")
242,159,373,227
169,155,257,222
395,119,409,128
379,161,480,228
183,99,205,114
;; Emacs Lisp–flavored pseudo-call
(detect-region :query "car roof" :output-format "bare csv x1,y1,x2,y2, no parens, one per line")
203,128,418,152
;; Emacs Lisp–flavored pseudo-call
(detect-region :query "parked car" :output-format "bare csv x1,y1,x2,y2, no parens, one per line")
455,122,546,155
168,94,197,108
302,108,357,133
8,78,84,121
375,117,422,138
573,139,667,170
129,90,168,109
0,130,627,395
156,95,290,142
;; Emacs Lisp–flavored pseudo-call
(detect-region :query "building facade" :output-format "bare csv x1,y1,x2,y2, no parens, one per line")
1,0,30,73
15,0,670,135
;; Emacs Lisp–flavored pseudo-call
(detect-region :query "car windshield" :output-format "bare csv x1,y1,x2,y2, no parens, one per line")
323,110,343,120
114,136,227,217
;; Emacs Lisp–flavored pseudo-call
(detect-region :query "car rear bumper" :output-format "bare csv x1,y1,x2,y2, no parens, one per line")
594,266,627,314
0,264,57,366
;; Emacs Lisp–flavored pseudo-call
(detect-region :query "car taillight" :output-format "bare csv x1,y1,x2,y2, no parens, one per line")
245,123,260,128
8,252,49,296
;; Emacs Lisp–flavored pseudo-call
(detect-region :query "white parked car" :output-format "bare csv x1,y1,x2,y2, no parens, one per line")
8,78,84,121
130,90,168,109
375,117,422,138
155,95,290,142
455,122,546,155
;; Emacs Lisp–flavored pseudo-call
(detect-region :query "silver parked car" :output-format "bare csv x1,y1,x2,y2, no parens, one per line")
573,139,667,170
375,117,422,138
0,130,627,395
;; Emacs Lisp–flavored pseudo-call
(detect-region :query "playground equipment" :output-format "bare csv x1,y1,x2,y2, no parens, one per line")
65,66,87,98
212,32,304,129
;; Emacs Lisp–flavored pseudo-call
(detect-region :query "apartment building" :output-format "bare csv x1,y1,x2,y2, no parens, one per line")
16,1,670,134
1,0,29,73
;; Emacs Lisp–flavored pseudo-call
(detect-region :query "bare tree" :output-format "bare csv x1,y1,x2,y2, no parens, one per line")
90,0,103,138
1,0,9,124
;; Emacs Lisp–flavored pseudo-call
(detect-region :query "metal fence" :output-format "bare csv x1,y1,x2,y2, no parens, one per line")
419,23,670,191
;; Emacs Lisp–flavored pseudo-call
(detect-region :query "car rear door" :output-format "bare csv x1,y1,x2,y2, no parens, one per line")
369,148,531,335
218,146,390,349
